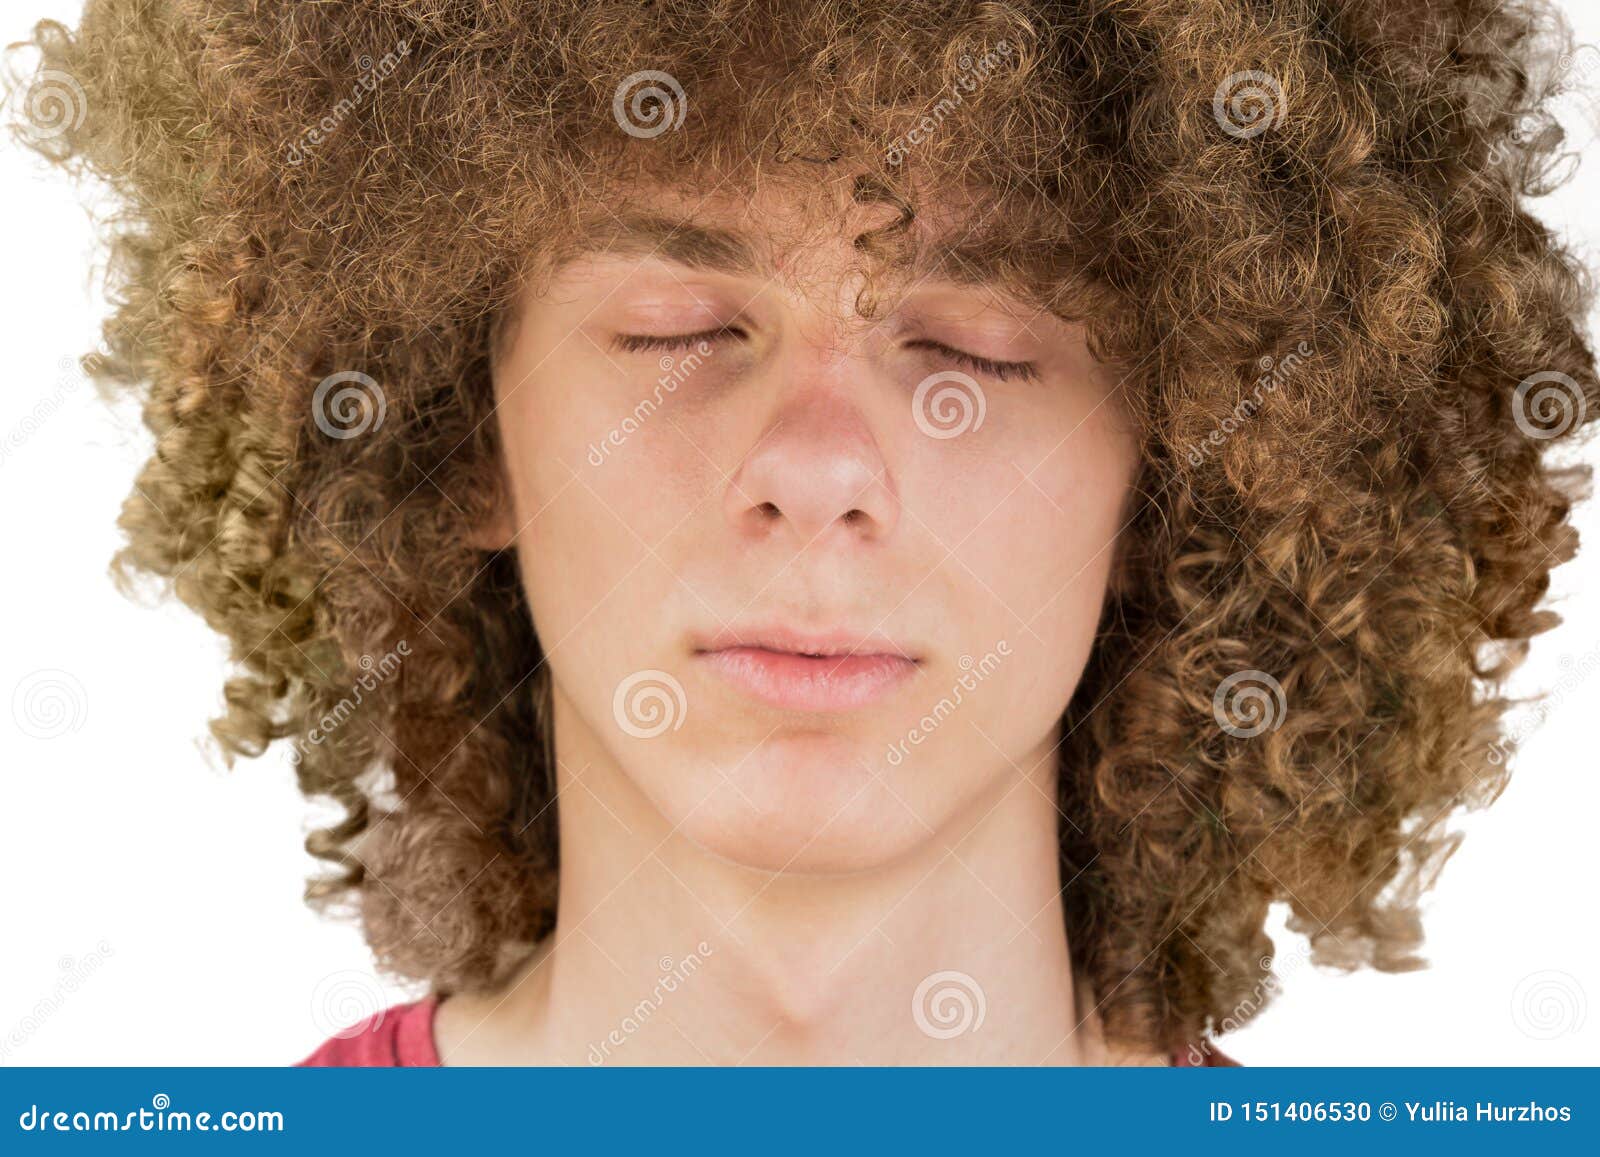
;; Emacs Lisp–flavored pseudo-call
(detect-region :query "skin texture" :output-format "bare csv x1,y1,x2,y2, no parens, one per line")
430,173,1143,1062
9,0,1598,1060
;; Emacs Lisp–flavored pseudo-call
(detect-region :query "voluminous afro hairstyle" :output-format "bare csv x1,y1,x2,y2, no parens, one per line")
7,0,1598,1056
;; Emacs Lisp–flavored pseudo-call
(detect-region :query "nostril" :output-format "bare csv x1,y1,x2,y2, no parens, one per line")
758,501,781,518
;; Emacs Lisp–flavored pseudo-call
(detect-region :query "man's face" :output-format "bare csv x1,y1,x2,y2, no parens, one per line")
489,173,1139,873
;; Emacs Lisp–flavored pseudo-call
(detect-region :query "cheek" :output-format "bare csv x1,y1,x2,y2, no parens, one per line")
499,318,721,515
494,356,707,646
1023,452,1126,610
940,421,1133,690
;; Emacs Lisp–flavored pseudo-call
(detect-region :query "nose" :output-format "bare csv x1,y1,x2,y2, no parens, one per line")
725,386,899,545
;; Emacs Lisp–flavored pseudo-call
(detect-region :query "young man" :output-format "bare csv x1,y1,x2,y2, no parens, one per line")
11,0,1594,1065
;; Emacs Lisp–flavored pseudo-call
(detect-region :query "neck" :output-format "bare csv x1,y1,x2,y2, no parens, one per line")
444,700,1139,1066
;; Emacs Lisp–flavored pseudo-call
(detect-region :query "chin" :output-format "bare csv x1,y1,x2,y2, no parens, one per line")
644,733,950,875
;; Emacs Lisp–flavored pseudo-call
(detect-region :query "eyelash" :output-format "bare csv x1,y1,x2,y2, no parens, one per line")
905,339,1040,383
614,327,740,354
613,330,1039,383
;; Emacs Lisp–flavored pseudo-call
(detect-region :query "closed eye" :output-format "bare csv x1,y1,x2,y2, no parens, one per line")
613,326,745,354
907,338,1039,383
612,329,1038,383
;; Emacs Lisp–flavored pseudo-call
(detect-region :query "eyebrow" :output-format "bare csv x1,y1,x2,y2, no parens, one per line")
556,212,1016,290
562,213,768,276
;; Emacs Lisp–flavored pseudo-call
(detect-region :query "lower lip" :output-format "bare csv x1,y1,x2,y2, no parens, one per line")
695,647,919,712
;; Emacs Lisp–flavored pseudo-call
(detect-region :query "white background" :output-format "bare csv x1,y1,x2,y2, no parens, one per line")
2,0,1596,1065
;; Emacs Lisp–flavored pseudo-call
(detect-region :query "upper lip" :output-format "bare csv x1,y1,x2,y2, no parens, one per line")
692,623,919,662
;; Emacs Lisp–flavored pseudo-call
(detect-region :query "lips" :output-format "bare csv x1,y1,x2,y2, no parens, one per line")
692,625,921,712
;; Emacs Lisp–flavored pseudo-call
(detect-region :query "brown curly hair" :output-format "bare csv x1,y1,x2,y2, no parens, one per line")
8,0,1598,1057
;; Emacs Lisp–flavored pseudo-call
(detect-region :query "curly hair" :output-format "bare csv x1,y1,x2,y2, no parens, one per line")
7,0,1597,1057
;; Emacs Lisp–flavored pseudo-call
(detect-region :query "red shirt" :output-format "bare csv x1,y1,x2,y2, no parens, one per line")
295,994,1241,1067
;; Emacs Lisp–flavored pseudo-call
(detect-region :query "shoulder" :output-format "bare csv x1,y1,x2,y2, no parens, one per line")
295,993,441,1067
